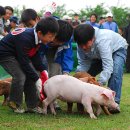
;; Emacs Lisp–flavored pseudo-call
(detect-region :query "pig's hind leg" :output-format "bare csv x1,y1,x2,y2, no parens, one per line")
81,97,97,119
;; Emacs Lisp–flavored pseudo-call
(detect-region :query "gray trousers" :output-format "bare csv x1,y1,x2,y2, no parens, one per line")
0,57,39,108
46,47,62,77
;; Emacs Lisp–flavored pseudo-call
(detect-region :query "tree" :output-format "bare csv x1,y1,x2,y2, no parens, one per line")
52,4,67,18
79,3,108,21
111,6,130,27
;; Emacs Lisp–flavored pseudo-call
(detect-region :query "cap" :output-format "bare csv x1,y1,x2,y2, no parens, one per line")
62,15,72,20
10,16,18,24
106,13,113,17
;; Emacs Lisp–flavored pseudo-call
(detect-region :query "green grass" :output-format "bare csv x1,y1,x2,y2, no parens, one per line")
0,73,130,130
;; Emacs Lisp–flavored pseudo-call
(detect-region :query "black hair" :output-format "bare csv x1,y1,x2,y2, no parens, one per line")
55,20,73,42
36,17,59,35
0,6,5,16
99,16,105,20
74,24,95,45
74,13,79,16
5,6,14,13
21,9,38,25
90,13,98,19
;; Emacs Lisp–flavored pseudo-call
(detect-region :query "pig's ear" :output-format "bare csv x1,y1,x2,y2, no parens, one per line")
101,89,112,100
91,77,96,81
79,77,89,82
112,91,116,97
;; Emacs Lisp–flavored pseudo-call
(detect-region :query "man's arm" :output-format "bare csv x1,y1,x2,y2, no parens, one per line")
97,39,113,85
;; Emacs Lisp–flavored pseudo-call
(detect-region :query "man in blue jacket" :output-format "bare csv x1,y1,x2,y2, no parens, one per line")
74,24,128,114
45,20,74,77
0,17,59,113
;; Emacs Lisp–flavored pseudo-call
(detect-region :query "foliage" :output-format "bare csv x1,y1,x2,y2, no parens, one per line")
13,5,26,19
79,3,108,21
111,6,130,27
52,4,67,19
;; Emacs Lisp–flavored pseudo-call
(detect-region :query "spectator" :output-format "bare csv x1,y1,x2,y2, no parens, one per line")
85,13,100,28
0,6,6,39
74,24,128,114
9,16,19,31
3,6,14,33
98,16,105,29
102,13,118,33
62,15,73,25
72,13,81,28
118,27,124,37
124,14,130,73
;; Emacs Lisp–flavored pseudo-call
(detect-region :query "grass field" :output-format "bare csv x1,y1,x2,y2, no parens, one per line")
0,73,130,130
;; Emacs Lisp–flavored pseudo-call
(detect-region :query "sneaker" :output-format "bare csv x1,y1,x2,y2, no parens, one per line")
8,101,25,114
25,107,43,114
108,105,120,114
54,102,62,111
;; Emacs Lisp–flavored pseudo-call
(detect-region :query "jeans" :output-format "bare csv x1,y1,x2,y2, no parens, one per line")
87,48,127,104
0,57,39,108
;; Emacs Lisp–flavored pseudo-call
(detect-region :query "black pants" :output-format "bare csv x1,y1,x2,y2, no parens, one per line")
87,59,102,76
126,47,130,73
0,57,39,108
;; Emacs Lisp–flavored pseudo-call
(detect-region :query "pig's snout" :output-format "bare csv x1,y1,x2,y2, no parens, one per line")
109,102,118,109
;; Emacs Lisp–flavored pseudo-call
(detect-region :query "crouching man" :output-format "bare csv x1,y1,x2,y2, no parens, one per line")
74,24,128,114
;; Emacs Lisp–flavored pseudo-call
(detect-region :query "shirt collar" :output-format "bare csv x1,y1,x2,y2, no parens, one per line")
34,29,39,45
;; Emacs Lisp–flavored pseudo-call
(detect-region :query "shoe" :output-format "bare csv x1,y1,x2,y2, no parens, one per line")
54,102,62,111
25,106,43,114
8,101,25,114
108,105,120,114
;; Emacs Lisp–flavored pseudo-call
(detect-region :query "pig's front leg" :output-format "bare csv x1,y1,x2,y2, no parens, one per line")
42,98,50,115
81,97,97,119
50,102,56,115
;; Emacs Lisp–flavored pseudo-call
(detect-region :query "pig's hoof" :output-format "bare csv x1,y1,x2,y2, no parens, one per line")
52,112,57,116
90,114,97,119
43,110,47,115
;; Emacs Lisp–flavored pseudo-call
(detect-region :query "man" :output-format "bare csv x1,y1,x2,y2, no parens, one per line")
0,6,6,39
102,13,118,33
124,14,130,73
74,24,128,113
0,17,59,113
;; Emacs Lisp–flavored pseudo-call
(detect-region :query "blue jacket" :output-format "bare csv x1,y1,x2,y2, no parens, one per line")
85,21,100,28
40,37,74,73
102,21,118,33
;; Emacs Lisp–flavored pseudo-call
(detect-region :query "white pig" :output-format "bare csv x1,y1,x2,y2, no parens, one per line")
43,75,118,119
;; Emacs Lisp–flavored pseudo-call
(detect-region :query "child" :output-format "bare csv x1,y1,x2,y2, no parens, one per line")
21,9,73,110
0,17,59,113
9,16,19,31
74,24,128,114
21,8,40,28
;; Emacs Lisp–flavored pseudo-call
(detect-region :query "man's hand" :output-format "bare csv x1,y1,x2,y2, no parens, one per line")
40,70,48,85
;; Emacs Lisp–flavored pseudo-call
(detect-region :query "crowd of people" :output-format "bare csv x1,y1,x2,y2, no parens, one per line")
0,5,129,115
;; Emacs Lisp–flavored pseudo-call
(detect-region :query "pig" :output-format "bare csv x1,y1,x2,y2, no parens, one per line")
67,72,111,115
42,75,118,119
0,78,12,105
